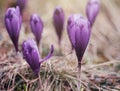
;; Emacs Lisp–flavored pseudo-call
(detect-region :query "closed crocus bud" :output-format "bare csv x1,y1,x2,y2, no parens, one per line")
67,14,84,49
75,15,91,65
53,6,64,44
22,39,54,76
5,6,22,52
86,0,100,26
68,14,91,65
68,14,91,90
30,14,43,46
17,0,27,13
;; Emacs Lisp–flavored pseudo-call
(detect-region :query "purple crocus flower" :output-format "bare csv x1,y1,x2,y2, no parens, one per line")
74,18,91,65
67,14,91,90
22,39,54,76
17,0,27,13
30,14,44,45
4,6,22,52
68,14,91,65
53,6,64,44
86,0,100,26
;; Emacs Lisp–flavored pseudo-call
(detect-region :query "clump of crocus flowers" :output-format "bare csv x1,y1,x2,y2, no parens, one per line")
67,14,91,90
22,39,54,76
4,6,22,52
53,6,64,45
30,14,44,46
3,0,100,90
86,0,100,27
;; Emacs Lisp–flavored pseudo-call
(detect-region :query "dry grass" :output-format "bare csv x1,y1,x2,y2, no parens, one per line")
0,0,120,91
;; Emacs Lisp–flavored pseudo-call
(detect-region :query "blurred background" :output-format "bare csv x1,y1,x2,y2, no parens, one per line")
0,0,120,90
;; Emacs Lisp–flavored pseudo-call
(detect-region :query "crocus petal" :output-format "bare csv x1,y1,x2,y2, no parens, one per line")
40,45,54,63
16,6,21,16
67,14,84,49
11,14,20,36
31,49,40,68
31,49,40,75
16,6,22,27
35,20,43,42
5,18,12,36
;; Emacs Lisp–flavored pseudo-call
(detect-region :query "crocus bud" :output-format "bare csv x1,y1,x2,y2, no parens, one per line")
30,14,43,45
22,39,54,76
86,0,100,26
17,0,27,13
67,14,91,65
53,6,64,44
5,6,22,52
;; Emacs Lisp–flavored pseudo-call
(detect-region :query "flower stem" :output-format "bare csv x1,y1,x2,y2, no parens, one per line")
77,63,81,91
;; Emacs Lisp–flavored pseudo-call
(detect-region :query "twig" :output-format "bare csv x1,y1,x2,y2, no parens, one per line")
38,73,43,90
88,60,120,69
8,79,23,91
17,72,28,82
